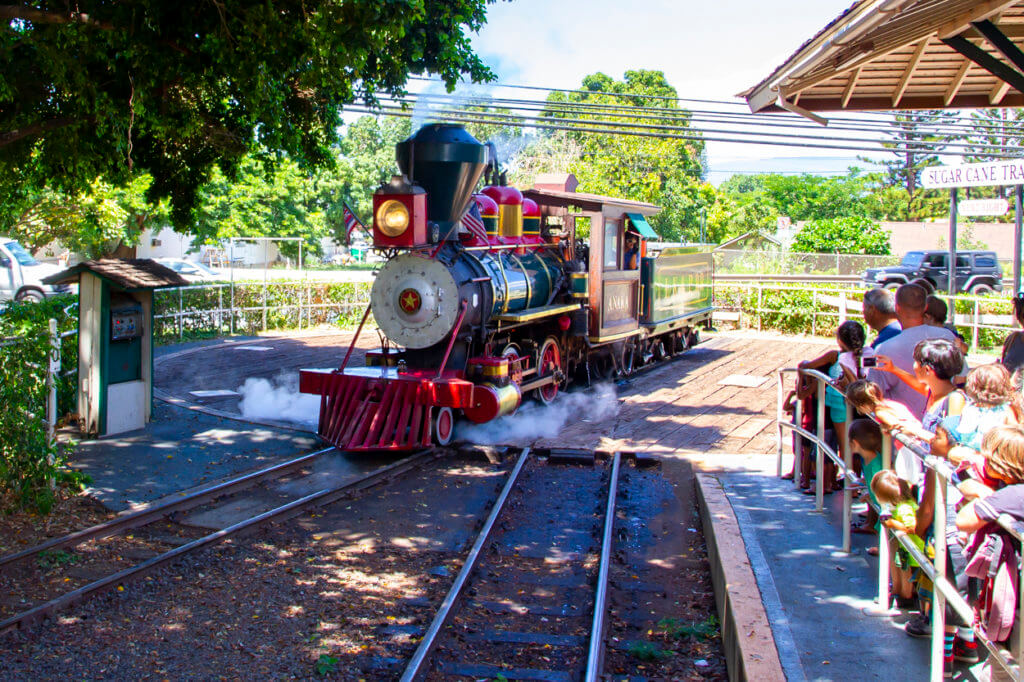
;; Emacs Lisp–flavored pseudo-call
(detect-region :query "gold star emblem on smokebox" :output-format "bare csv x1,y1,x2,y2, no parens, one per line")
399,288,422,314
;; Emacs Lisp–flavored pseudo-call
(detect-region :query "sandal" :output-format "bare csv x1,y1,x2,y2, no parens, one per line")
781,472,795,481
866,547,879,556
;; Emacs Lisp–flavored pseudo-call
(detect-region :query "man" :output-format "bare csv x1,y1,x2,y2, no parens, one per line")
869,283,956,417
863,287,901,348
624,233,639,270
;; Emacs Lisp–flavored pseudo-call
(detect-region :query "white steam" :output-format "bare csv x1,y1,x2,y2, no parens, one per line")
237,372,320,426
458,384,619,446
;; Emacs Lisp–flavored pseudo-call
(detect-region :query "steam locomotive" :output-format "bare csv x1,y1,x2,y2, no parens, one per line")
299,124,713,450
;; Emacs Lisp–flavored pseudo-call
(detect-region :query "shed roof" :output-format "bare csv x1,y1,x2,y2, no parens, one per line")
523,188,661,216
42,259,189,290
741,0,1024,114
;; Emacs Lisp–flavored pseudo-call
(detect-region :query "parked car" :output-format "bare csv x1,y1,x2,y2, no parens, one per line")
0,238,73,302
154,258,222,282
862,249,1003,295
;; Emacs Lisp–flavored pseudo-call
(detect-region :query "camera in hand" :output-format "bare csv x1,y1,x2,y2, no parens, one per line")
862,356,877,367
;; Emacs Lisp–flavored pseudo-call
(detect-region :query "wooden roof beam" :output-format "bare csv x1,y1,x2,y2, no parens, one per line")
937,0,1018,39
991,80,1012,104
841,67,862,108
944,59,972,105
973,19,1024,73
892,38,929,107
942,31,1024,96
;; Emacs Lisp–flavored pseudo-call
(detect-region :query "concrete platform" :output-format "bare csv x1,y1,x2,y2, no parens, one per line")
696,452,932,681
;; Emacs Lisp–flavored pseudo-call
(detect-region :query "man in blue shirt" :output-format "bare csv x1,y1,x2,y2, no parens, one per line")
864,287,901,348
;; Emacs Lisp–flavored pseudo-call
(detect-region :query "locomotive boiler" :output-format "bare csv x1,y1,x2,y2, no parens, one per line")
300,124,713,451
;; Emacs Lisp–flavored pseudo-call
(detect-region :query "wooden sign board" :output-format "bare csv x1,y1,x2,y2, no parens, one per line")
959,198,1009,217
921,160,1024,189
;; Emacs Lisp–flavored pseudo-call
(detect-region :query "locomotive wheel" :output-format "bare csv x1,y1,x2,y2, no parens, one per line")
536,337,562,404
620,342,635,377
651,339,666,362
434,407,455,446
501,344,524,385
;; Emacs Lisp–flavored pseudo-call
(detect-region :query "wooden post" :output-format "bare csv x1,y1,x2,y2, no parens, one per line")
1016,184,1023,295
948,188,958,298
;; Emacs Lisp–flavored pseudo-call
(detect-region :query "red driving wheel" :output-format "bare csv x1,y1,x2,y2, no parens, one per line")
434,406,455,446
537,337,562,404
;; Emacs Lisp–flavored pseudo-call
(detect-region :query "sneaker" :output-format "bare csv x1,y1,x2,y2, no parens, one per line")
954,638,980,664
906,613,932,638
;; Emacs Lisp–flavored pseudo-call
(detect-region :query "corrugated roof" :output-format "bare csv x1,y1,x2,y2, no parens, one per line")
523,188,661,215
742,0,1024,113
42,259,190,289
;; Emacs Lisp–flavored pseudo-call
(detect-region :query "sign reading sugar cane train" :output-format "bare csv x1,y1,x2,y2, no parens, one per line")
921,159,1024,189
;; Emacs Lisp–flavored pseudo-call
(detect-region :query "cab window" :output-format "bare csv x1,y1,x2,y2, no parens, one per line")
925,253,946,267
603,220,618,270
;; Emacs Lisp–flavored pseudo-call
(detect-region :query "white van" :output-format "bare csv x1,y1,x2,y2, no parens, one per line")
0,239,72,302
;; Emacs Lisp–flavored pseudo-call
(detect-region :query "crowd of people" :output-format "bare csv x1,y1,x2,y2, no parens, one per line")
785,280,1024,677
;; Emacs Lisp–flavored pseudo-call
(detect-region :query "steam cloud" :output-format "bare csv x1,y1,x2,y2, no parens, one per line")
237,372,319,426
458,384,619,446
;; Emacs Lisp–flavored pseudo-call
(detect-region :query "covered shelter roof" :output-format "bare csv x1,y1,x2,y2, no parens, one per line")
740,0,1024,115
522,187,660,216
43,259,189,290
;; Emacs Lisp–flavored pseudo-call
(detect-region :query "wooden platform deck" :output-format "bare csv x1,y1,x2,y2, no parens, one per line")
533,331,832,455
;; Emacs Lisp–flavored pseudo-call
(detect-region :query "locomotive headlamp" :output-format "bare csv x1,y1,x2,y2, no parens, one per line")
376,200,410,237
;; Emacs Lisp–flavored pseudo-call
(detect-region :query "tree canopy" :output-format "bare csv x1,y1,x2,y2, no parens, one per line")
791,216,890,255
1,0,494,227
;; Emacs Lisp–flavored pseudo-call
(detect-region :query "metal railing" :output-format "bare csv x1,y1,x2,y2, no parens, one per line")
152,280,371,341
717,282,1017,351
776,367,1024,681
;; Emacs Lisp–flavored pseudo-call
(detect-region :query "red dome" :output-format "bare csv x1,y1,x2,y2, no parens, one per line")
522,198,540,217
482,185,523,206
473,193,499,216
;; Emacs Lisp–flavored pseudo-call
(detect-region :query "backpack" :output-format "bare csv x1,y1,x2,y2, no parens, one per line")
964,525,1020,642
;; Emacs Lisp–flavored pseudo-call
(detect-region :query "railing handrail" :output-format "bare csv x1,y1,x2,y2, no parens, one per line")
777,365,1024,681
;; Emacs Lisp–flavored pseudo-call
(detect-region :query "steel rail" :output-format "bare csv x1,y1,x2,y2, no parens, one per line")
399,447,530,682
0,447,338,569
585,451,621,682
0,448,441,633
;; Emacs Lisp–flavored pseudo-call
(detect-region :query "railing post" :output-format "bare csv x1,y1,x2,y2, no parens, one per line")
178,287,184,340
930,469,947,681
776,371,785,477
871,433,893,615
971,298,979,353
815,379,826,512
217,286,223,333
757,284,763,331
842,400,853,553
46,318,60,445
794,385,804,489
812,290,818,336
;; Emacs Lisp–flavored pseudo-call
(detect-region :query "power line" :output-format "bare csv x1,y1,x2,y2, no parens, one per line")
346,105,1015,159
407,77,1024,137
381,93,1024,151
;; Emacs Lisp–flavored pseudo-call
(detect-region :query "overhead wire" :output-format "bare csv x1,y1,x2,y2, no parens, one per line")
378,93,1024,149
345,104,1016,159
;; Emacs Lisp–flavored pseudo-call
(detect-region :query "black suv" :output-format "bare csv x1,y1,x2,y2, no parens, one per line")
862,250,1003,295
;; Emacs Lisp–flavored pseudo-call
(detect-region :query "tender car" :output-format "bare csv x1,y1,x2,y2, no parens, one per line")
154,258,222,282
862,249,1003,295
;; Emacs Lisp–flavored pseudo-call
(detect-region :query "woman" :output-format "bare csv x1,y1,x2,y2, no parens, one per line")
1001,292,1024,374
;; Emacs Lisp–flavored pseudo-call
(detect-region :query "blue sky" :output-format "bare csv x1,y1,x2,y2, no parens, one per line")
467,0,870,182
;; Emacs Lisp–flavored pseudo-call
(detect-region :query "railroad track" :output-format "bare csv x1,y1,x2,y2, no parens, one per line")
400,447,628,682
0,447,441,633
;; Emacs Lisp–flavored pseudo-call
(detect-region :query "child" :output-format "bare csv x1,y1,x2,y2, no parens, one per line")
871,469,926,609
951,364,1018,450
845,379,921,433
1001,292,1024,375
847,379,927,489
849,418,883,536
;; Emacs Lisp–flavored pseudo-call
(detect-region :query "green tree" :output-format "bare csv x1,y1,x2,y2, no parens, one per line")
791,216,890,255
1,0,494,227
542,70,708,241
719,172,877,222
6,175,168,258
